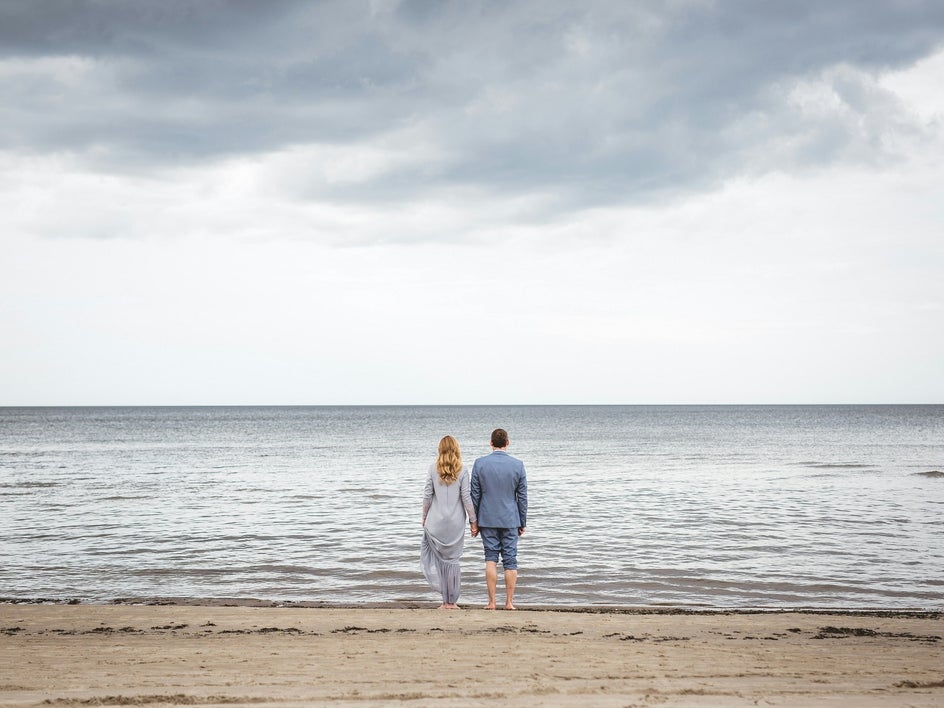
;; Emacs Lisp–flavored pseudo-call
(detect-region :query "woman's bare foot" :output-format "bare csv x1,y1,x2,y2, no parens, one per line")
505,604,517,610
483,603,496,610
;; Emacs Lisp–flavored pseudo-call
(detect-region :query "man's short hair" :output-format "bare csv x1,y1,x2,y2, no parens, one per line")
491,428,509,448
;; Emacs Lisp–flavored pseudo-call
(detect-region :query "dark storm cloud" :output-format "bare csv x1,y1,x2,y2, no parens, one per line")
2,0,943,206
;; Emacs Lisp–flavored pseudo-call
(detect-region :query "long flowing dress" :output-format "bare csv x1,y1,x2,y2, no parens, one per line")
421,463,476,605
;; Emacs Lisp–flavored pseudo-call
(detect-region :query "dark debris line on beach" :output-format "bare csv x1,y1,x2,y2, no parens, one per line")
813,626,942,642
41,695,271,705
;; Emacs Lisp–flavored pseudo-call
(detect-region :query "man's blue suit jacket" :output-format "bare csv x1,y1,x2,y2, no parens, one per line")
470,450,528,529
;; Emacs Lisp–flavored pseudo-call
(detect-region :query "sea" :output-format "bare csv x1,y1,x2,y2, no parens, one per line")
1,405,942,609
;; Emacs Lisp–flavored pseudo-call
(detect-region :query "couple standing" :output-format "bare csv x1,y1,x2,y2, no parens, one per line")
421,428,528,610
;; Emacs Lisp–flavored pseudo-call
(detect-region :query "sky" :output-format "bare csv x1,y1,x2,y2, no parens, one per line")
2,0,944,405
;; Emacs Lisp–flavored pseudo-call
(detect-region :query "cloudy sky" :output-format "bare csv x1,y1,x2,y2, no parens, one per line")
2,0,943,405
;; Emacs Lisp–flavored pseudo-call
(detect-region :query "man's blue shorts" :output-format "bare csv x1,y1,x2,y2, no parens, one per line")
479,527,519,570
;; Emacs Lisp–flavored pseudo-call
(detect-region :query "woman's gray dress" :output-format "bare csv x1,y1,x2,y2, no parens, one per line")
421,463,476,604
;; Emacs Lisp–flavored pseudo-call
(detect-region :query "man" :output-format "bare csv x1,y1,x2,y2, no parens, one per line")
470,428,528,610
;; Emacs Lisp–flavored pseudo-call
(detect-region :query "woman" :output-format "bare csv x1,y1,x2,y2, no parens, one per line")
421,435,477,609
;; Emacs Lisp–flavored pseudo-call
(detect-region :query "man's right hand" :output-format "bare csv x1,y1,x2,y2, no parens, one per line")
518,526,526,537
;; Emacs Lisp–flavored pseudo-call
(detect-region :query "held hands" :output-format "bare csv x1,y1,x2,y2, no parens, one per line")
466,523,522,537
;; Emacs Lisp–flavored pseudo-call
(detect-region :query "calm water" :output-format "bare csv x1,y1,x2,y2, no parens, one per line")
1,405,942,609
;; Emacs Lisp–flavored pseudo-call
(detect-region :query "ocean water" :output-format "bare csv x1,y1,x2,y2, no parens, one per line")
1,405,942,609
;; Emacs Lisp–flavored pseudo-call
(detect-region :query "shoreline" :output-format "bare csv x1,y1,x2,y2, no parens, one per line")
3,596,941,618
2,603,942,706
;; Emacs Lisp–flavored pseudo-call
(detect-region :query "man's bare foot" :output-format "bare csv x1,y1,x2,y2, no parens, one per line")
437,604,447,610
443,603,460,609
505,604,517,610
483,603,496,610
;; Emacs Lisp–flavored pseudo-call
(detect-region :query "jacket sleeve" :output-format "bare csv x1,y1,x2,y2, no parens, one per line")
470,461,480,518
516,465,528,527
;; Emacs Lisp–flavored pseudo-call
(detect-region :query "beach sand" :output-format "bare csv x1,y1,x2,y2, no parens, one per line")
1,603,942,706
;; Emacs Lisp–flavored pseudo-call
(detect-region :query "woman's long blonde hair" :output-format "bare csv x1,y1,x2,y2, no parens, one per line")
436,435,462,485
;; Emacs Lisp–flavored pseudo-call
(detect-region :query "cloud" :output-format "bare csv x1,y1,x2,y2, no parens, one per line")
2,0,943,220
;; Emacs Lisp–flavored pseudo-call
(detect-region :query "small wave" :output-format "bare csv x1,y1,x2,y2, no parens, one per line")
913,470,944,478
250,565,333,576
133,568,237,578
805,463,873,469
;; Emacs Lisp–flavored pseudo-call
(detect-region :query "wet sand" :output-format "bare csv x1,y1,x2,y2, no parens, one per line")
1,603,942,706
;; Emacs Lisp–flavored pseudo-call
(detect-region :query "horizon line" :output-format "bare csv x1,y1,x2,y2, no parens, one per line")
2,402,942,408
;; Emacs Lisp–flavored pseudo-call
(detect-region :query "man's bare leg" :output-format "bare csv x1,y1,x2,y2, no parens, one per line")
504,569,518,610
484,561,498,609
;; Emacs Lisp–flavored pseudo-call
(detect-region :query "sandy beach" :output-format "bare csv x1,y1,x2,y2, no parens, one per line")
1,603,942,706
